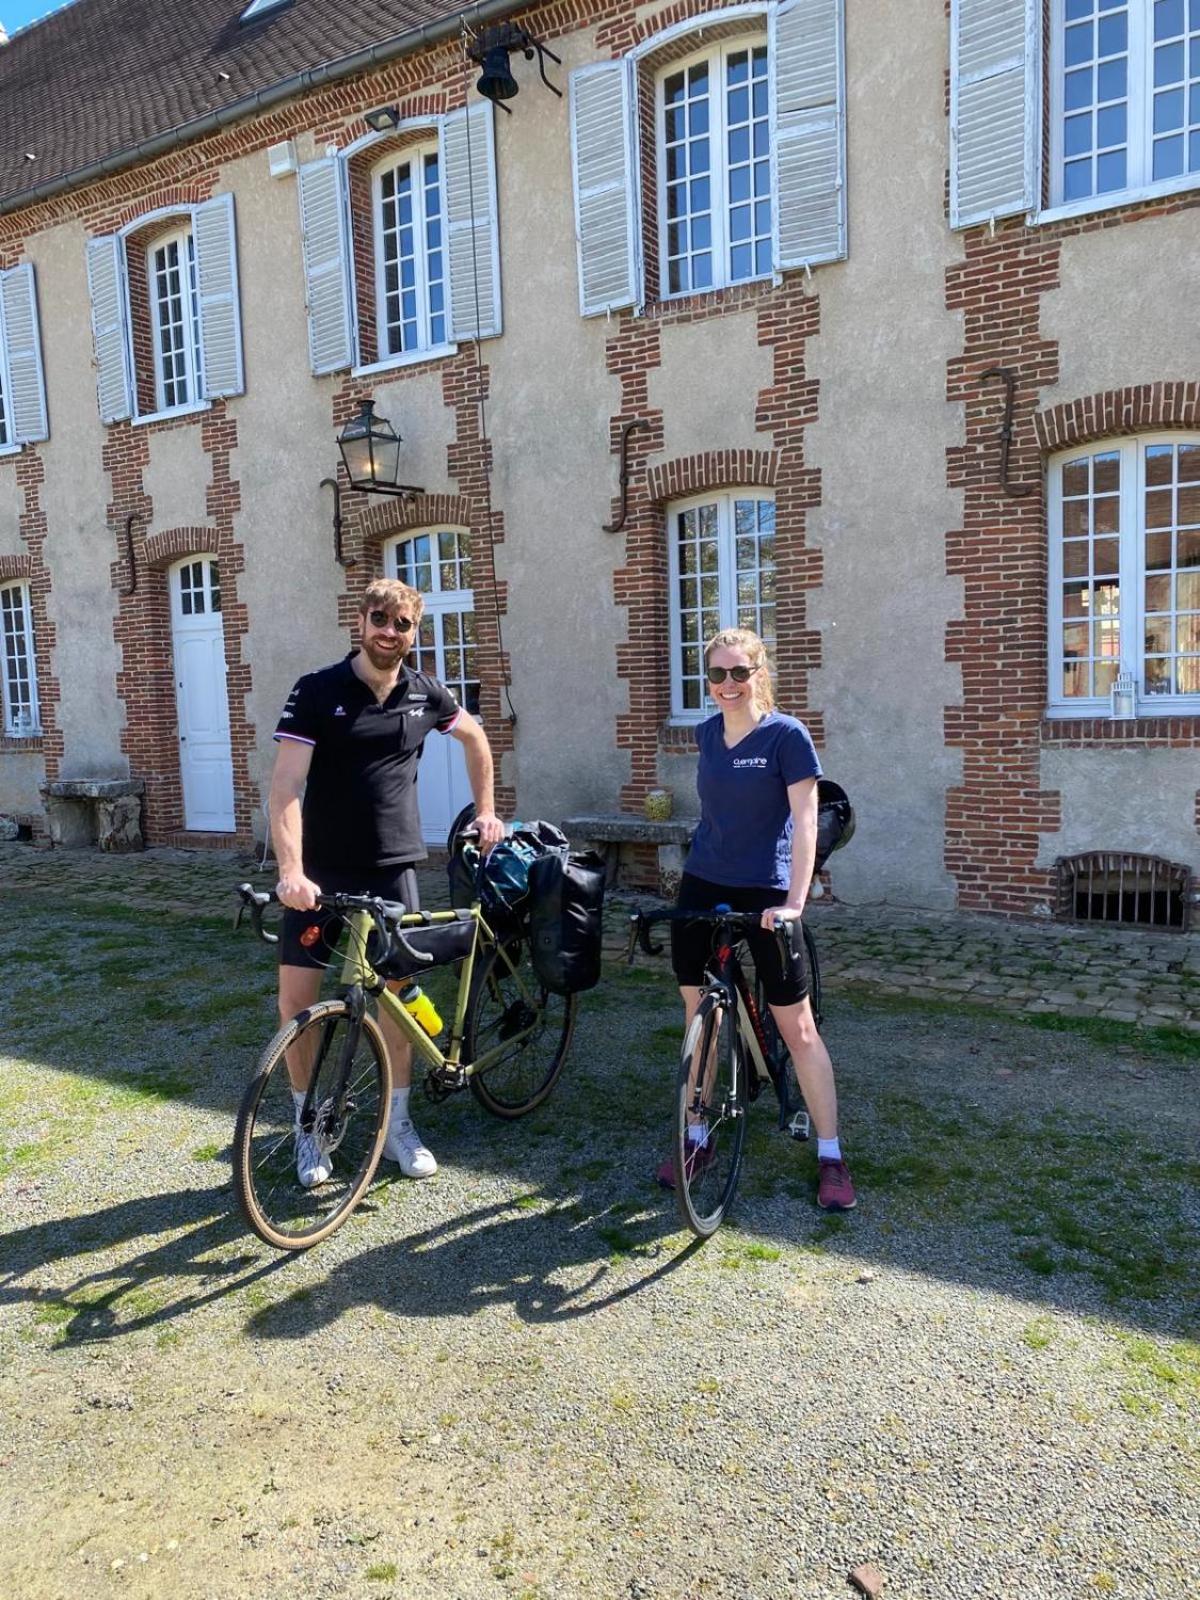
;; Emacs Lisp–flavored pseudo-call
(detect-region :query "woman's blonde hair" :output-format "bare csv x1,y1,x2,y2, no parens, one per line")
704,627,775,713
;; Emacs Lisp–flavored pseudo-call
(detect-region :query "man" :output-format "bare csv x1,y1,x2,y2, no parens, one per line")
270,576,504,1186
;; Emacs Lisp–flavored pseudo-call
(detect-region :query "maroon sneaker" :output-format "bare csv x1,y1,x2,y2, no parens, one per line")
657,1138,715,1190
817,1158,857,1211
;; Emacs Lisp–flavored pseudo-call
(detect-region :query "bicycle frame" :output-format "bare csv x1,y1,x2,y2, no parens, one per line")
705,940,773,1089
335,906,546,1081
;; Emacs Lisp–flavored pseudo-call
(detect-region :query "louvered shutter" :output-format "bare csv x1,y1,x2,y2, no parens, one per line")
771,0,847,271
0,265,49,444
193,194,245,398
570,60,641,316
86,235,132,424
442,102,502,342
297,156,355,374
950,0,1040,228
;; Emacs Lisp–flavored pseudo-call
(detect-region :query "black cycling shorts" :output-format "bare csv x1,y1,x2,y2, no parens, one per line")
279,863,421,970
669,872,809,1007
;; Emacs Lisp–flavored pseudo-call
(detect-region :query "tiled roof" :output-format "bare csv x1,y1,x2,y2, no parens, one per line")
0,0,513,214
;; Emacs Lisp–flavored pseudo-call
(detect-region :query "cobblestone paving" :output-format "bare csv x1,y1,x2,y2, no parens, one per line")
2,840,1198,1033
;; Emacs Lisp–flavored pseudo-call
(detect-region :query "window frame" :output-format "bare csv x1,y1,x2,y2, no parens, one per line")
654,31,772,300
1043,0,1200,220
146,225,203,416
666,486,777,723
1047,432,1200,717
0,580,40,738
370,140,450,364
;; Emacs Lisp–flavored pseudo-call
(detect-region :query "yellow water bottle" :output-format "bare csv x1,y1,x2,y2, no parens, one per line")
401,984,443,1037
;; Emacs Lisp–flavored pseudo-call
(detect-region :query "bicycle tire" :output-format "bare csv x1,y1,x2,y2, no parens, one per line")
803,920,823,1028
233,999,392,1251
674,991,746,1237
465,941,577,1118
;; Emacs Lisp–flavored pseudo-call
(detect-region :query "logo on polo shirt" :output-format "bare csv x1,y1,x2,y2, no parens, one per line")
333,705,346,716
732,756,768,770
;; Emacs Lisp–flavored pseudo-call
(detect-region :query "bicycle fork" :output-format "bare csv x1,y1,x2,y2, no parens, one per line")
300,987,367,1149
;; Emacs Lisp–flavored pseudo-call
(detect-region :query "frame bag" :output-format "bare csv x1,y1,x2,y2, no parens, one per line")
527,850,606,995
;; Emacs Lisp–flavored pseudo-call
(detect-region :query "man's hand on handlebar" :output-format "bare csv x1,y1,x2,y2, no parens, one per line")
276,870,321,911
759,903,804,932
472,811,505,853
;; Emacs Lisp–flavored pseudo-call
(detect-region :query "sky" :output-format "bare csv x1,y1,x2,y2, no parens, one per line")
1,0,81,36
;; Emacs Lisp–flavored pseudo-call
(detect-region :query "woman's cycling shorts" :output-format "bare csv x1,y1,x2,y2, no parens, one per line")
669,872,810,1007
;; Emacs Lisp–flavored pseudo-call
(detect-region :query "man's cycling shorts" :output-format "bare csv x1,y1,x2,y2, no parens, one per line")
669,873,810,1007
279,863,421,970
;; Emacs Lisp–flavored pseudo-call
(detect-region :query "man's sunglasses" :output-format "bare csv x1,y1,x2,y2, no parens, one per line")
367,610,414,634
706,664,759,684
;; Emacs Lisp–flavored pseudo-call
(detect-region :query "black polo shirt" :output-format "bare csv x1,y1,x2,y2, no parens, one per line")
274,654,461,877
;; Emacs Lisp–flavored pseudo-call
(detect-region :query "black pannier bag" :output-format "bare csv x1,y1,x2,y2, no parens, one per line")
448,818,569,934
526,850,606,996
368,913,477,981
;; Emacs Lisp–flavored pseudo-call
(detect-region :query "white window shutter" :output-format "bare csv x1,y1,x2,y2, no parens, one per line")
950,0,1041,228
192,194,245,398
771,0,847,271
297,156,355,375
86,235,132,424
570,59,641,316
0,264,49,444
442,102,502,342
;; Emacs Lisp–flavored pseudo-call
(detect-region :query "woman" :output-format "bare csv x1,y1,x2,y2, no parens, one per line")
662,627,856,1211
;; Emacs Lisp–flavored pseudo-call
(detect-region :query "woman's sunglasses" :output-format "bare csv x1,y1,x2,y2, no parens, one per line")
706,664,759,684
367,610,414,634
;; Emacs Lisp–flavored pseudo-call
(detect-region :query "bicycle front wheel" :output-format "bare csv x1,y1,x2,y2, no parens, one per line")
465,941,577,1118
233,999,392,1251
674,991,746,1237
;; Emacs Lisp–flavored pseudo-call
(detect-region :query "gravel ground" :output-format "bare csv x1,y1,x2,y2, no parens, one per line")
1,869,1198,1600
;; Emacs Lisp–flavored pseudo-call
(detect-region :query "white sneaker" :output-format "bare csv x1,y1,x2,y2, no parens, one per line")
295,1126,332,1189
383,1119,438,1178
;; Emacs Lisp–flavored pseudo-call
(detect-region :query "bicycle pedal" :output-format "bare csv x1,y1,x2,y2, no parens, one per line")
422,1066,465,1102
786,1110,811,1142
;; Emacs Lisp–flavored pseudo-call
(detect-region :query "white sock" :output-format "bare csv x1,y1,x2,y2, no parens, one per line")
391,1085,412,1130
292,1088,306,1123
817,1137,842,1162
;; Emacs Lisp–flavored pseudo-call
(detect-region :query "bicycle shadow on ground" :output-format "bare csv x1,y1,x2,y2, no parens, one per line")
241,1187,703,1341
0,1184,290,1344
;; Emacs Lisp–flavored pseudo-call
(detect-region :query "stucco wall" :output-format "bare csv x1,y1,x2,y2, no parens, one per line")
31,217,126,780
0,467,19,553
1038,748,1200,870
486,23,629,818
144,425,212,536
803,0,964,909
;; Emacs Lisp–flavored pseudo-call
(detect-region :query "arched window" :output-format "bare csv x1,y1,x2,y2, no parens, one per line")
667,489,776,718
388,528,479,714
1048,433,1200,713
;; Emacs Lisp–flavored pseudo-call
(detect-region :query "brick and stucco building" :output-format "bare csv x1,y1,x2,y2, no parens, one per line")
0,0,1197,917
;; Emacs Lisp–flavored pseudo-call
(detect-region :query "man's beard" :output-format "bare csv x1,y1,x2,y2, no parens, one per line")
360,637,403,671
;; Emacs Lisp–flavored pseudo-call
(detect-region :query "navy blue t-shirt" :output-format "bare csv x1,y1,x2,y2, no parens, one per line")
685,711,822,891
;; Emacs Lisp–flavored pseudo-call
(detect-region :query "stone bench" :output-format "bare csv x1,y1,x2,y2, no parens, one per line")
563,813,695,896
39,779,145,853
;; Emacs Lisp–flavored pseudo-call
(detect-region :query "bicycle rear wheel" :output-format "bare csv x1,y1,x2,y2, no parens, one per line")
465,941,577,1118
233,999,391,1251
674,991,746,1237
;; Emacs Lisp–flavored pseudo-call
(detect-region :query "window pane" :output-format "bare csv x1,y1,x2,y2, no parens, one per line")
1154,134,1185,176
1093,495,1120,534
1178,443,1200,482
1144,658,1172,693
1178,658,1200,692
1093,536,1119,572
1155,42,1185,84
1096,102,1127,144
1065,22,1094,65
1154,87,1185,131
1098,10,1127,53
1063,539,1090,577
1093,452,1120,492
1145,444,1175,484
1156,0,1185,38
1097,57,1127,99
1145,573,1172,609
1145,616,1173,653
1063,499,1090,537
1177,484,1200,524
1063,663,1091,696
1146,530,1173,568
1063,581,1089,617
1145,489,1174,527
1065,66,1093,108
1180,529,1200,565
1062,458,1090,495
1096,148,1127,190
1178,571,1200,607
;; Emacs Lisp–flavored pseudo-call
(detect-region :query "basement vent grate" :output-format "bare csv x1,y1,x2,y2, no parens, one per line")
1055,852,1192,932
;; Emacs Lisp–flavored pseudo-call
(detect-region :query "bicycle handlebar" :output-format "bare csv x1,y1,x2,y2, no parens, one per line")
625,905,795,967
233,883,434,966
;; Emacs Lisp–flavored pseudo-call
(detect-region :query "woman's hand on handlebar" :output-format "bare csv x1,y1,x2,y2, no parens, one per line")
276,870,321,911
759,902,804,931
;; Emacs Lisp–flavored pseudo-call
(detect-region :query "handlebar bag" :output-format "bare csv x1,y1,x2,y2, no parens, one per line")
368,914,477,981
527,850,606,995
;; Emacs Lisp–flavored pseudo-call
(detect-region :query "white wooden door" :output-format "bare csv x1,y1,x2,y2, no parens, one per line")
389,530,478,847
172,557,235,832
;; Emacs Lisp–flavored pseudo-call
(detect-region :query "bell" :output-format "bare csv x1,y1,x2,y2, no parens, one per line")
475,43,519,102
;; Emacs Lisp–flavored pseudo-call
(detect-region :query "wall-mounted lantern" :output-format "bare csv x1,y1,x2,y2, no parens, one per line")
320,400,424,566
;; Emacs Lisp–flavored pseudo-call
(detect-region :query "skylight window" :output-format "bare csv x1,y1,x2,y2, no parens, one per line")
239,0,290,23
